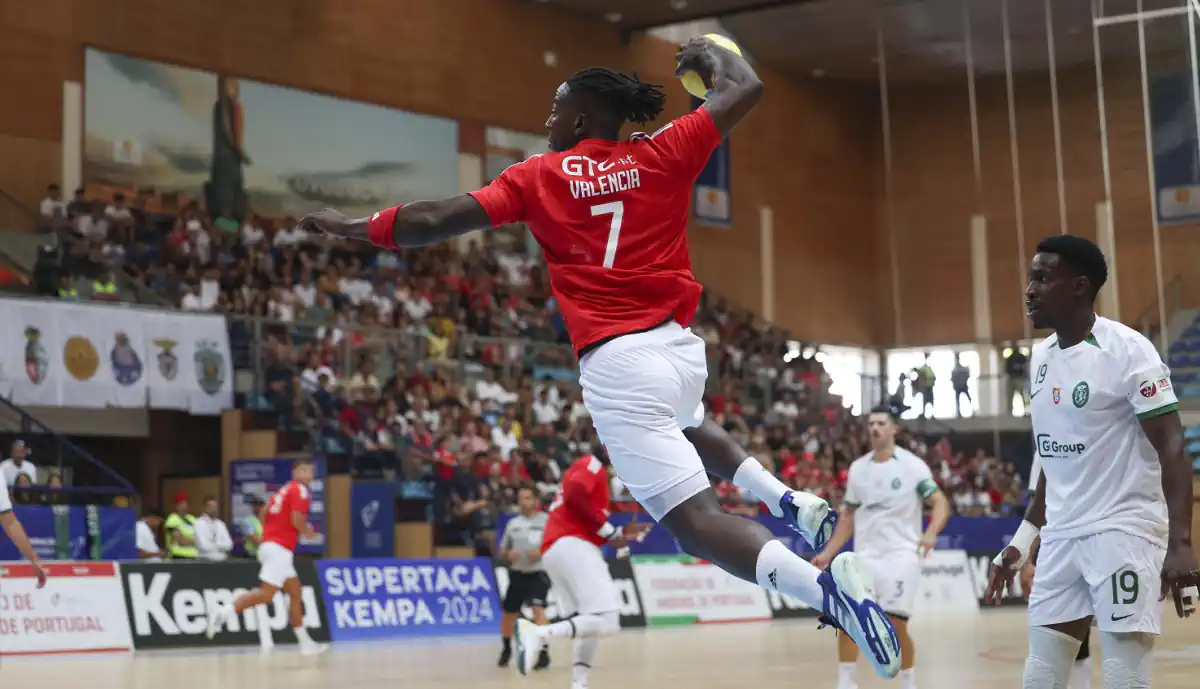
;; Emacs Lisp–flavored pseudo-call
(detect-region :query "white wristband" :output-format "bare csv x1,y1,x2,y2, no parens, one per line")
993,520,1040,570
597,522,617,539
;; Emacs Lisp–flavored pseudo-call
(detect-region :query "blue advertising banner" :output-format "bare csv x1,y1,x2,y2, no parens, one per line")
316,558,500,641
229,457,326,555
496,512,1021,558
692,97,731,227
1151,68,1200,224
0,505,136,560
350,482,395,558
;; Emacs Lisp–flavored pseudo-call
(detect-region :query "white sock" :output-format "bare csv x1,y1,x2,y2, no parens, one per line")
572,636,599,687
546,612,619,639
754,539,825,610
733,457,791,517
899,667,917,689
293,625,312,645
1070,656,1091,689
837,661,858,689
256,608,273,648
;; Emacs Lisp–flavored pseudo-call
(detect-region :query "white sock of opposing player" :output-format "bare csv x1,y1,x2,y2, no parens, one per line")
572,636,600,688
754,539,824,608
543,612,620,640
836,662,858,689
733,458,790,517
898,667,917,689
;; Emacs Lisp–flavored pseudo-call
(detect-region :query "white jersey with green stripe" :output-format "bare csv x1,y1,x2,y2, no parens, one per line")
1029,315,1176,548
844,447,938,556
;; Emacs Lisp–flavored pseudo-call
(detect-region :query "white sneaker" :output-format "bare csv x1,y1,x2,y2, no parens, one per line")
779,491,838,550
299,642,330,657
817,553,901,680
513,618,545,676
205,605,229,640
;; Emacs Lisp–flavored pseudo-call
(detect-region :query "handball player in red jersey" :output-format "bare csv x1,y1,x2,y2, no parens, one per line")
205,458,328,656
512,449,652,685
299,37,899,678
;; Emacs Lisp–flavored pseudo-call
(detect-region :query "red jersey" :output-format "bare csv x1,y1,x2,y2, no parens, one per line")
542,455,612,552
261,480,311,551
469,108,723,352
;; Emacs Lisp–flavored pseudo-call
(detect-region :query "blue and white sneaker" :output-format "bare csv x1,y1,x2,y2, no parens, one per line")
513,618,545,676
816,552,901,680
779,491,839,550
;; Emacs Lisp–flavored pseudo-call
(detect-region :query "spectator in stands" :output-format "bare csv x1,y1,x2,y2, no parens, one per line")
91,269,120,302
39,183,66,232
9,473,35,504
164,493,198,559
104,193,136,245
0,440,36,487
195,495,234,561
136,511,167,561
65,187,91,222
239,495,266,559
913,354,935,418
951,355,971,417
1004,343,1029,415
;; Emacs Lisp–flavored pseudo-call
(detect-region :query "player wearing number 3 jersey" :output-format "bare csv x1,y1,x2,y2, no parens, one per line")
298,37,901,681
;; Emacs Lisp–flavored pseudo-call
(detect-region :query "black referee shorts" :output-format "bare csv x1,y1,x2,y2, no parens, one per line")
503,570,551,613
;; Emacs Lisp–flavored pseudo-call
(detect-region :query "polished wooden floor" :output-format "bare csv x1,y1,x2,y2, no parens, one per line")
6,609,1200,688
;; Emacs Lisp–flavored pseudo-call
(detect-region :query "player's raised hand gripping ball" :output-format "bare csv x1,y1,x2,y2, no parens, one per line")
676,34,742,101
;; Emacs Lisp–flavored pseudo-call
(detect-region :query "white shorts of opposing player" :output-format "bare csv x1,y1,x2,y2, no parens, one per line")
859,551,920,619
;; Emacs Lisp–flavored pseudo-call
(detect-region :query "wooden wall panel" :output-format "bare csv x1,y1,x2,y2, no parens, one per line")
0,0,886,344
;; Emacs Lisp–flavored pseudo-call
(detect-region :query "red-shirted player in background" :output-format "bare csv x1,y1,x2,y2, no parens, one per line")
299,37,899,680
515,449,649,684
206,458,328,656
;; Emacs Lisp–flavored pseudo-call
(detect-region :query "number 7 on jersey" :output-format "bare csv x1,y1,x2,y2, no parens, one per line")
591,201,624,269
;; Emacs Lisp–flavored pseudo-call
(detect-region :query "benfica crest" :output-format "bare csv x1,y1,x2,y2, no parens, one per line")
155,338,179,380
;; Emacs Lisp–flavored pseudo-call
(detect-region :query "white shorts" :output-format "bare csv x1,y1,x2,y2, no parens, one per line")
579,321,710,521
860,551,920,619
541,537,620,616
1028,530,1166,634
257,541,298,588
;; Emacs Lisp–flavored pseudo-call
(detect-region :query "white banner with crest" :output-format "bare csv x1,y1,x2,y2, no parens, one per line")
0,299,233,415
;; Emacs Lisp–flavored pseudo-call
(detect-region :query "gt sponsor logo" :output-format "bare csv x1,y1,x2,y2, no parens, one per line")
1036,433,1086,458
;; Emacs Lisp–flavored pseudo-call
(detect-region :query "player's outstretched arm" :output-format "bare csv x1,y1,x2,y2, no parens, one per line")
296,195,493,249
676,36,763,137
0,510,47,587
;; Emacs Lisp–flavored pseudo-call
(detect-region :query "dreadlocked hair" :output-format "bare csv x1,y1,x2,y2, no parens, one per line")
567,67,666,125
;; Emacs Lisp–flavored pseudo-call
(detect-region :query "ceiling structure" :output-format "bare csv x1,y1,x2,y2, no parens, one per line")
538,0,1199,83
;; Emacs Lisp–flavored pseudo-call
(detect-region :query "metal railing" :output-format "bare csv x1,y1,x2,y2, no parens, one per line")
0,396,135,496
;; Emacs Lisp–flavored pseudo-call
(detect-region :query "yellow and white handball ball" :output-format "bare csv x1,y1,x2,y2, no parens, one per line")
679,33,743,101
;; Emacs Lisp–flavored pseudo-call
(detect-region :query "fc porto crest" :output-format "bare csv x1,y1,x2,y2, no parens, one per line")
155,338,179,380
111,331,143,386
195,340,225,395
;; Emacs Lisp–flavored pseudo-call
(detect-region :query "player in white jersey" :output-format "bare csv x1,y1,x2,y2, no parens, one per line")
813,406,950,689
0,473,48,587
985,235,1199,689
